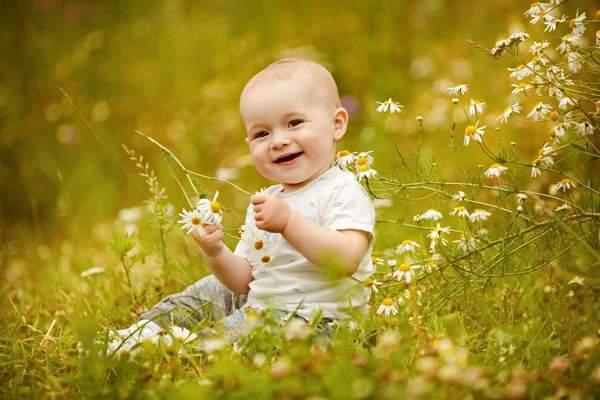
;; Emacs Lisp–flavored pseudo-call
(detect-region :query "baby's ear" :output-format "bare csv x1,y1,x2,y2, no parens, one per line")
245,137,250,146
333,107,348,141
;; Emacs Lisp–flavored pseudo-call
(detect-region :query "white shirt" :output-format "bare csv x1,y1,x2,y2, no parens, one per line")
234,166,376,319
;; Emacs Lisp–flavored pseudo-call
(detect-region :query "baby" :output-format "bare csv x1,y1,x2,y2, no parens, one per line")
120,58,375,340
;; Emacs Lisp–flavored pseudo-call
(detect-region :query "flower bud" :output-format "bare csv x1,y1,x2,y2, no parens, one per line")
452,98,459,104
416,116,423,122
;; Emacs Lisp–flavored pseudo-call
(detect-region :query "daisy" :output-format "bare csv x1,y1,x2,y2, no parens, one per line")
463,120,486,146
516,193,528,203
469,100,486,116
396,239,421,254
454,234,478,253
452,191,465,201
555,178,576,191
497,103,523,123
429,236,447,251
568,276,584,285
555,204,571,211
427,223,451,239
548,124,565,143
569,11,586,36
178,208,205,235
356,165,377,181
511,82,532,95
392,263,422,283
376,298,398,317
484,163,508,178
575,122,594,136
556,34,576,54
531,159,542,178
447,84,469,96
364,278,383,293
508,65,532,80
527,102,553,121
469,209,492,223
529,40,549,55
165,326,198,345
376,98,403,114
420,209,444,221
371,256,385,266
524,2,550,18
449,206,470,218
107,338,140,360
558,95,575,111
197,192,223,225
334,150,357,171
564,53,582,73
132,327,160,348
527,55,548,68
356,151,374,167
544,15,566,32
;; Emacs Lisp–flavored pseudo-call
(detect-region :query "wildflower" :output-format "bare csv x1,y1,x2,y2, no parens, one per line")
556,34,576,54
484,164,508,178
197,192,223,225
416,116,423,122
452,191,465,201
447,84,469,96
510,82,532,95
454,234,478,253
409,315,422,327
132,328,160,348
334,150,357,171
202,338,228,353
449,206,470,218
166,326,198,344
392,263,422,283
497,103,523,123
568,276,584,285
106,338,139,360
555,178,576,191
548,125,565,144
567,290,574,298
388,259,397,267
527,102,553,121
427,223,451,239
516,193,528,203
575,121,594,136
396,239,421,254
564,53,582,73
364,278,383,293
527,55,548,68
420,209,444,221
452,97,459,104
371,256,385,266
544,15,566,32
508,64,532,80
376,98,403,114
178,208,205,235
524,2,550,18
529,40,549,55
429,236,448,251
469,209,492,222
555,204,571,211
376,298,398,317
469,99,486,116
463,121,486,146
413,214,422,223
569,11,586,36
283,318,312,341
356,151,374,166
356,165,377,181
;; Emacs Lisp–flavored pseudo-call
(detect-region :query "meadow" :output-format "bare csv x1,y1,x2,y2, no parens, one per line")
1,0,600,398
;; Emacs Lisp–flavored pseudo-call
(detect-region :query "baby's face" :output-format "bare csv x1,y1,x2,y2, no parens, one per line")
241,78,344,192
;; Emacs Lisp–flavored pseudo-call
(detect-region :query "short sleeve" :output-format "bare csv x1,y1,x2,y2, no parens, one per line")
321,179,375,243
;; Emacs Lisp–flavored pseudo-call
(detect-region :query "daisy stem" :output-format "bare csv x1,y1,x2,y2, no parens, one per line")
387,117,428,181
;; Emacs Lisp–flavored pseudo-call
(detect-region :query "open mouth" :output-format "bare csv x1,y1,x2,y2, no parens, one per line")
275,152,303,163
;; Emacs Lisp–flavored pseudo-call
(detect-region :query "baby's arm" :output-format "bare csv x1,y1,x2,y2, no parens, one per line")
192,224,254,295
251,195,370,275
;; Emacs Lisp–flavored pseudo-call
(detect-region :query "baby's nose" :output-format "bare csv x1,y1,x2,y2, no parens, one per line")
270,132,292,149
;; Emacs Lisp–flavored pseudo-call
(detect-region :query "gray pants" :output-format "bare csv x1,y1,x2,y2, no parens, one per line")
139,274,248,340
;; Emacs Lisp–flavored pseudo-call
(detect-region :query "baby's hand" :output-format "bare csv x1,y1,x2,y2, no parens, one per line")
251,194,292,233
192,223,224,258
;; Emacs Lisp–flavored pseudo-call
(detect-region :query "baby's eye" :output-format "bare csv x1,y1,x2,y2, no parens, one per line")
288,120,303,128
254,131,269,139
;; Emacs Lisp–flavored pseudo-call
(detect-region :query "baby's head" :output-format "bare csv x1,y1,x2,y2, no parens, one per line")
240,59,348,192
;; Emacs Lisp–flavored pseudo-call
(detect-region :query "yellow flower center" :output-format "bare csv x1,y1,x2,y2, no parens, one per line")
191,217,202,225
474,208,483,213
254,240,264,250
518,83,527,89
548,128,555,138
261,255,271,263
538,147,551,156
464,126,477,136
357,157,369,166
552,19,559,24
359,165,371,172
365,279,374,288
210,201,221,213
531,56,539,63
401,239,413,245
473,101,480,105
177,337,185,344
460,233,471,240
455,206,465,211
119,349,130,359
549,111,558,120
399,263,411,272
563,34,571,40
563,53,570,62
339,150,350,157
560,179,571,184
371,256,377,264
569,19,576,29
503,106,512,113
382,298,394,306
516,64,526,71
490,163,500,169
530,2,540,7
531,158,539,166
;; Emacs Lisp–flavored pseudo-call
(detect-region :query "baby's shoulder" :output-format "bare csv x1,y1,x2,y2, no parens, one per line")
316,168,371,202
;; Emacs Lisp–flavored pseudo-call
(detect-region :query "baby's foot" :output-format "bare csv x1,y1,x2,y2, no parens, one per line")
116,319,163,337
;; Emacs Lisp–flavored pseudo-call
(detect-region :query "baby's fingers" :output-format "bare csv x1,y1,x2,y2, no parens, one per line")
203,223,223,235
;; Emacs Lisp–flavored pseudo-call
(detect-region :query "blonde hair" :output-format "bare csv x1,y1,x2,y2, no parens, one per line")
240,58,341,110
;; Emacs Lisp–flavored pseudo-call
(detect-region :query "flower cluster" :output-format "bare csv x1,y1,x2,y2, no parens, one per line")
334,149,378,182
178,192,223,236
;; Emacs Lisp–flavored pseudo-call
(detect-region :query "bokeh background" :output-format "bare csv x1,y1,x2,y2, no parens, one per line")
1,0,599,277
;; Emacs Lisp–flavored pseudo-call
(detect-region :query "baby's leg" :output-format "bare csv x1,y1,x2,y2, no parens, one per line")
138,274,247,330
